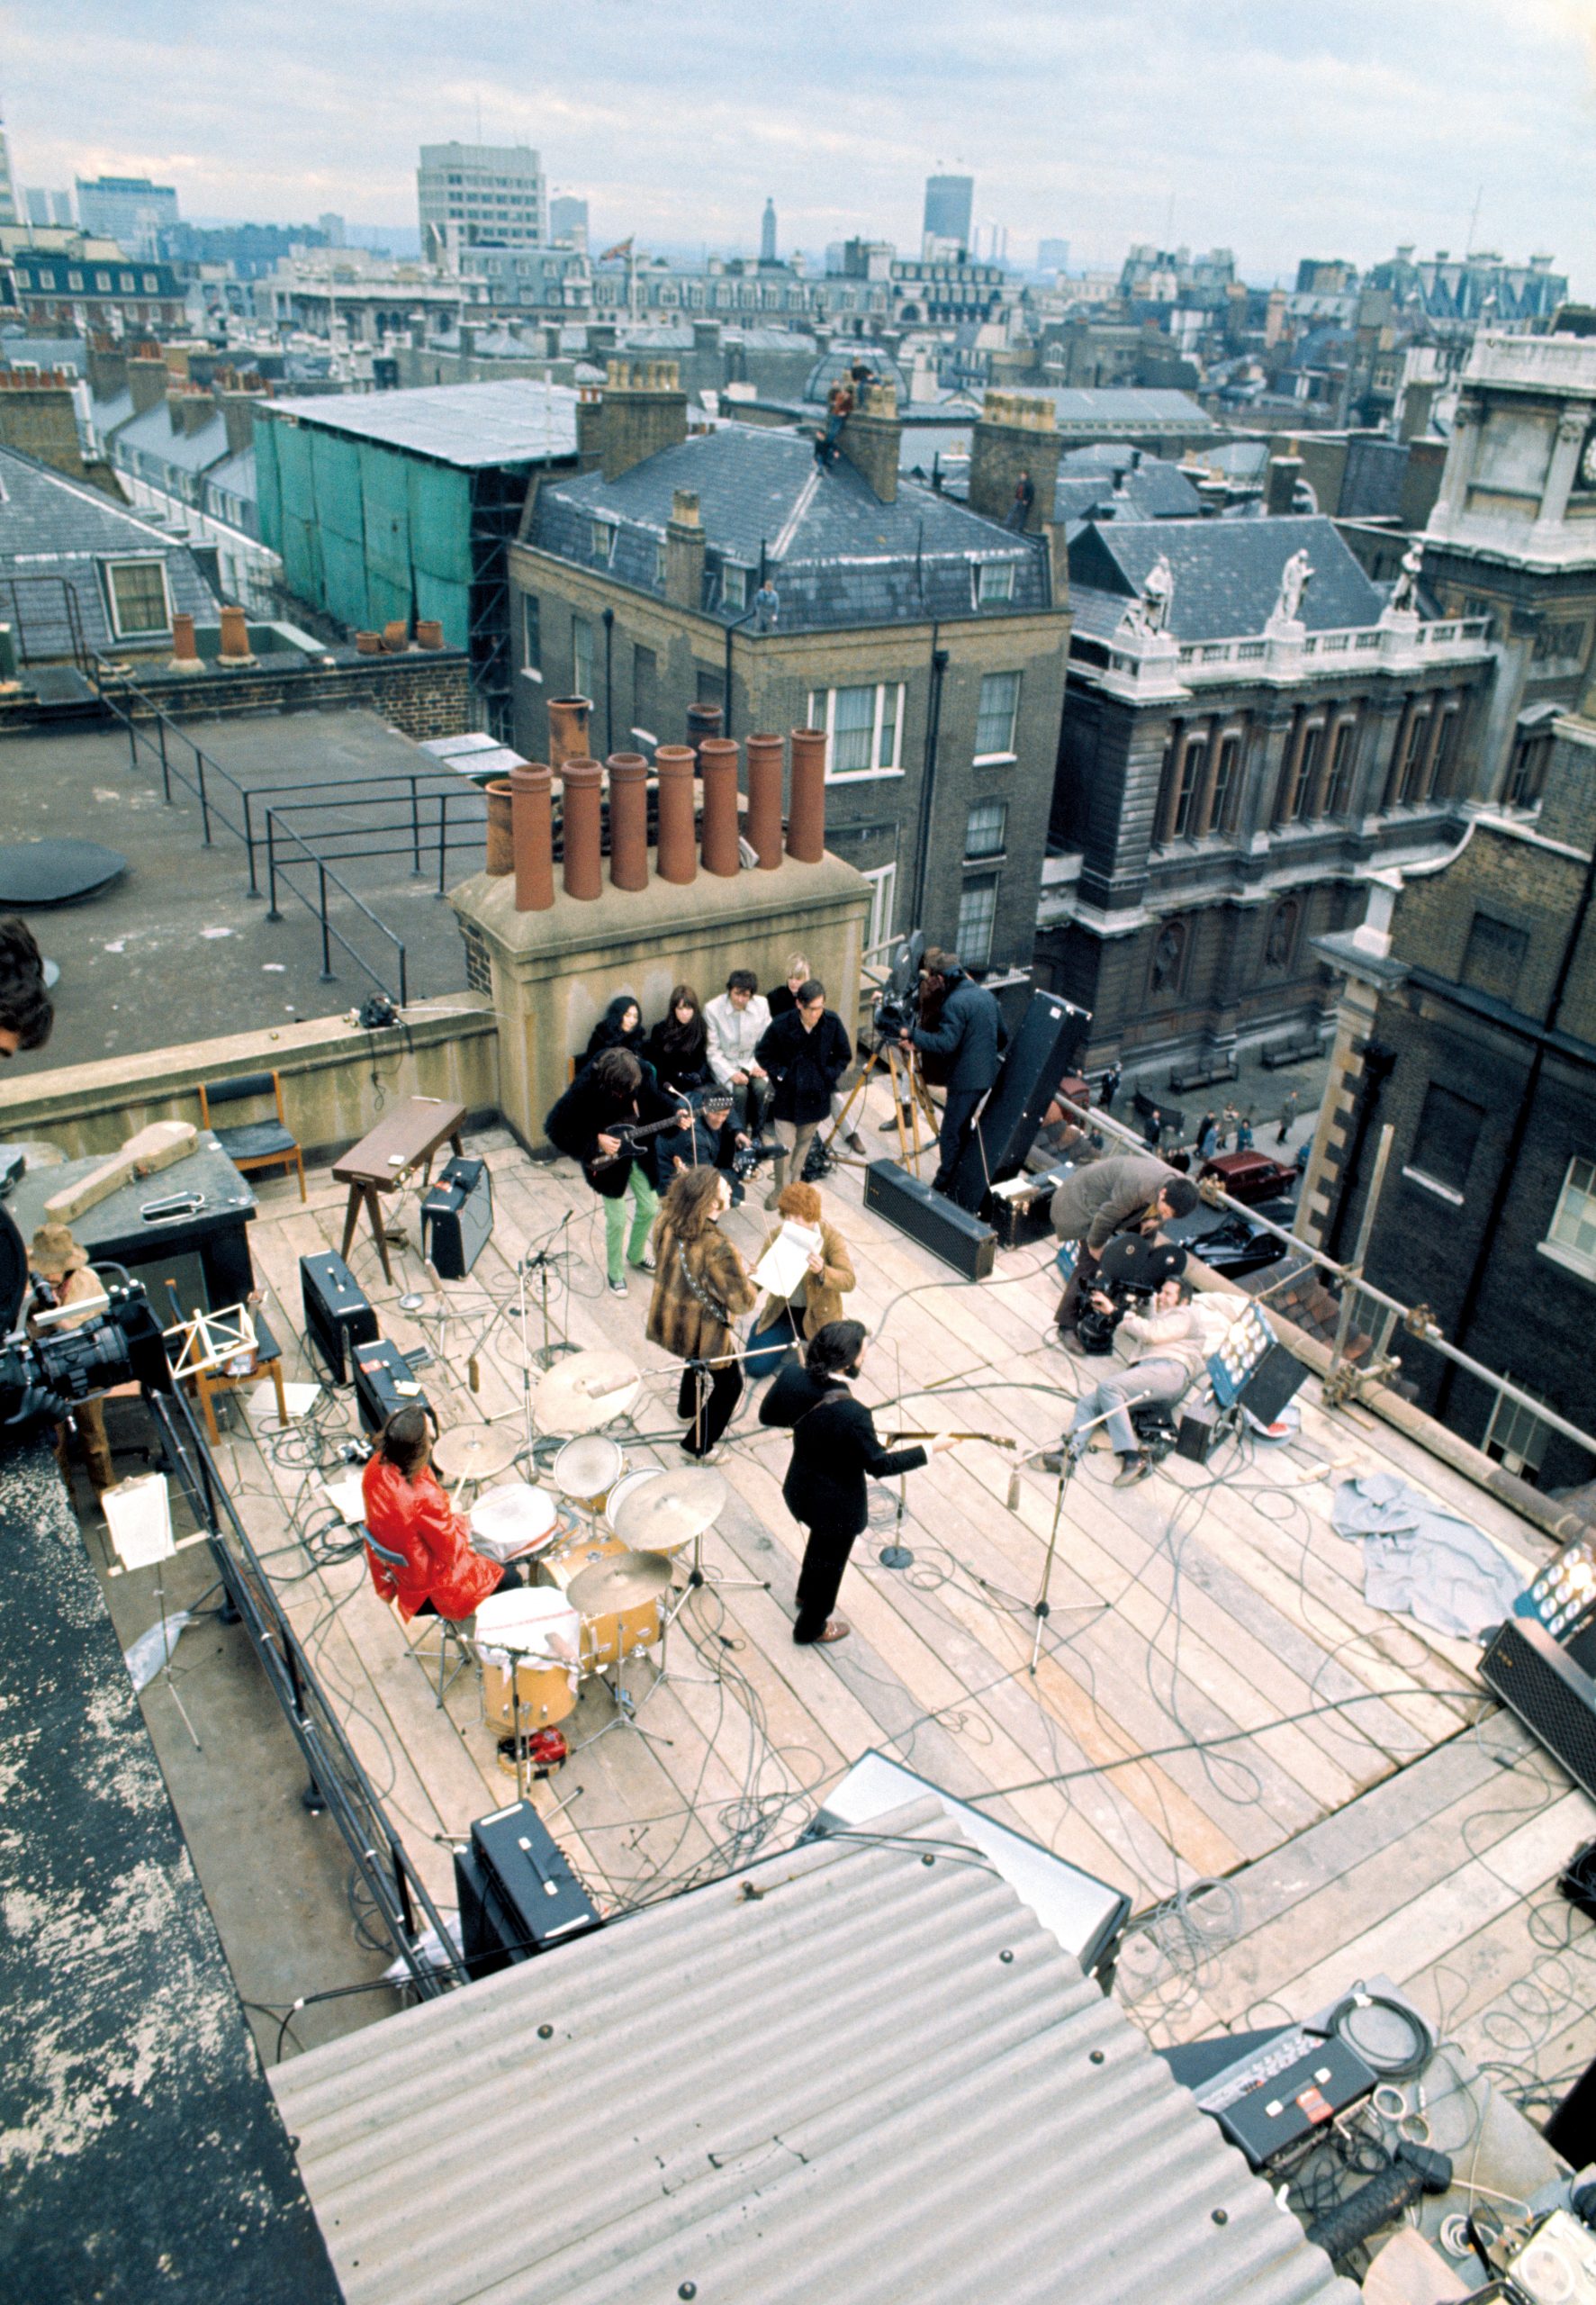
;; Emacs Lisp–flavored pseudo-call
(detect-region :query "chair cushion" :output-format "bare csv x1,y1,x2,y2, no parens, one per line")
215,1120,296,1162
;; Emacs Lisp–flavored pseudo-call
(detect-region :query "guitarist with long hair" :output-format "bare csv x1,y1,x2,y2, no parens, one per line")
546,1047,691,1297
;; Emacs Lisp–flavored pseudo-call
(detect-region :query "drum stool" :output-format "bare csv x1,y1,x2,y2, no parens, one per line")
363,1526,474,1707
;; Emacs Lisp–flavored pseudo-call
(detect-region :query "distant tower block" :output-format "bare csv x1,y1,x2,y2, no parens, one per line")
761,197,777,265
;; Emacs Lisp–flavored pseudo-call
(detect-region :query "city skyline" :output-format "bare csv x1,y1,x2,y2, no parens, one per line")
6,0,1593,292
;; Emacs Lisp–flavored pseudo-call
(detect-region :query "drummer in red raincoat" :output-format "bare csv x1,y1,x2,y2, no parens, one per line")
362,1406,524,1621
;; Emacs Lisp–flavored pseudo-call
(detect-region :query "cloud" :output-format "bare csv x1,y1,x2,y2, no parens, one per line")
8,0,1593,287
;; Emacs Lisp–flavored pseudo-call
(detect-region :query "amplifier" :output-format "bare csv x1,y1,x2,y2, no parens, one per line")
1237,1341,1308,1425
299,1251,377,1384
864,1159,996,1280
422,1155,493,1281
1480,1616,1596,1800
1215,2035,1377,2169
1176,1398,1221,1463
352,1338,430,1435
456,1798,601,1977
949,988,1089,1215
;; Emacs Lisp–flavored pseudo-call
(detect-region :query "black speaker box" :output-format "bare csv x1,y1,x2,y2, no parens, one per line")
422,1155,493,1281
1176,1399,1221,1463
1236,1341,1308,1425
468,1798,601,1964
864,1159,996,1279
949,988,1090,1214
1479,1616,1596,1801
352,1338,430,1435
299,1251,377,1384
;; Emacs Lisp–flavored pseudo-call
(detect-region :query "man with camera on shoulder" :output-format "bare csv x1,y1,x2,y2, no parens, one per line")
898,947,1005,1196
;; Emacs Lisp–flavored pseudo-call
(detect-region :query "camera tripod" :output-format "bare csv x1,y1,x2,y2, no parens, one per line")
819,1039,941,1176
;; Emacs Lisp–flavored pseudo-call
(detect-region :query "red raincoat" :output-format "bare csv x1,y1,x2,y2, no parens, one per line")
361,1456,503,1623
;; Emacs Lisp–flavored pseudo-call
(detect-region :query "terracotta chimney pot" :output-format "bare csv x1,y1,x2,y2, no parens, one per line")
561,757,603,900
787,727,826,863
415,618,445,650
654,746,698,885
546,695,591,770
744,732,783,869
685,700,721,762
606,751,649,891
170,611,201,668
510,761,555,912
697,737,741,878
218,603,253,665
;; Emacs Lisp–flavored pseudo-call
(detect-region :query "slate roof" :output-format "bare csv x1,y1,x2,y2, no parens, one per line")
91,388,134,438
1054,455,1202,530
268,380,580,469
530,423,1050,632
0,441,221,655
1042,386,1215,432
113,400,232,476
0,332,87,375
1067,513,1386,643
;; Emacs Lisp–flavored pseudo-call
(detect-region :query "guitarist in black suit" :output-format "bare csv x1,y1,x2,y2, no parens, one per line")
546,1048,690,1297
760,1319,959,1645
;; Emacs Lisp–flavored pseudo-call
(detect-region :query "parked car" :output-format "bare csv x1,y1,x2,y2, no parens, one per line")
1200,1150,1299,1207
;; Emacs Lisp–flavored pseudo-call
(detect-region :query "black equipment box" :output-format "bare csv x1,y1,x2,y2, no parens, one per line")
1481,1616,1596,1801
1176,1398,1221,1464
864,1159,996,1280
1236,1341,1308,1425
352,1338,430,1435
455,1799,601,1977
1216,2036,1378,2169
949,988,1089,1215
422,1155,493,1281
300,1250,377,1384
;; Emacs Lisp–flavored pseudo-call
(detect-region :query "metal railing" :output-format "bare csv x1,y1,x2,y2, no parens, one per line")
3,574,91,672
148,1384,465,1995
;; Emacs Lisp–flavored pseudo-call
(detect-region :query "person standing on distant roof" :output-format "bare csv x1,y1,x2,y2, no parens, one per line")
1007,469,1035,530
753,578,779,631
817,378,853,466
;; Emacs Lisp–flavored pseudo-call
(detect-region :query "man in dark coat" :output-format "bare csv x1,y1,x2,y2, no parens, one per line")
761,1321,955,1645
903,948,1005,1194
545,1048,690,1295
1049,1153,1198,1343
754,978,852,1209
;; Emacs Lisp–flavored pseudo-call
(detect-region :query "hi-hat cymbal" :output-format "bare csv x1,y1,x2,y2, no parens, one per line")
566,1548,673,1615
433,1425,521,1485
609,1466,727,1555
533,1349,642,1436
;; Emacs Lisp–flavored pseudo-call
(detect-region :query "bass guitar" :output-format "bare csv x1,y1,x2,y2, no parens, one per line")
583,1092,733,1184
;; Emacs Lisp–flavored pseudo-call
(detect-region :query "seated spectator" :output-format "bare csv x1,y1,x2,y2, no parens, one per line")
584,993,646,1068
705,968,772,1132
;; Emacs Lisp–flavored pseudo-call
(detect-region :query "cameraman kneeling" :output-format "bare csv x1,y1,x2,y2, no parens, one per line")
1043,1256,1249,1488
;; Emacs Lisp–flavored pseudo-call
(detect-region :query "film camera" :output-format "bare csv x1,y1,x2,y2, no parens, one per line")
731,1137,782,1181
1074,1234,1187,1357
1,1278,171,1438
867,929,927,1053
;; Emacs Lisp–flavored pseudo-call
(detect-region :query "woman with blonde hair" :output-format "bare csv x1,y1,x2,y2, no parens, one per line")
646,1164,757,1461
744,1179,855,1382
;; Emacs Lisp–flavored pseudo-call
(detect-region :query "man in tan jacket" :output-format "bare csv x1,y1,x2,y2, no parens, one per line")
744,1180,856,1381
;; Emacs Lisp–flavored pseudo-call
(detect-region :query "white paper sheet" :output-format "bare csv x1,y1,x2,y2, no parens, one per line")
752,1219,823,1299
103,1473,176,1571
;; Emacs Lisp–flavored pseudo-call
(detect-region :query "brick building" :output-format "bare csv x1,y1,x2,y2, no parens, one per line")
1038,510,1495,1070
1301,675,1596,1488
509,369,1070,967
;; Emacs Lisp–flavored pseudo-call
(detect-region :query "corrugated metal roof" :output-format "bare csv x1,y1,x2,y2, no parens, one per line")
273,1800,1357,2305
264,380,580,469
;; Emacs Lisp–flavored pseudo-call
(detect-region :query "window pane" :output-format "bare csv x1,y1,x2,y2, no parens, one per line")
1326,721,1356,813
978,560,1014,604
572,618,592,695
956,873,998,968
833,684,876,775
876,685,901,768
966,800,1006,857
1210,735,1240,831
108,561,167,634
522,592,540,671
722,564,747,612
976,671,1020,755
1411,1083,1486,1194
1294,726,1321,818
1550,1155,1596,1257
591,520,613,563
1172,741,1204,836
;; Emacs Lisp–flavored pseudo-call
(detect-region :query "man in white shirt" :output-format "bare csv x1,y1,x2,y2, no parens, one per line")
1043,1264,1254,1487
705,970,771,1134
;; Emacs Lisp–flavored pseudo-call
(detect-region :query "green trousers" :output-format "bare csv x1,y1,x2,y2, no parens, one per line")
603,1167,659,1283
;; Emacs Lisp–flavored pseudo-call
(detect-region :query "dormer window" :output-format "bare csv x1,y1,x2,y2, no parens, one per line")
591,520,615,564
976,559,1015,608
722,563,748,613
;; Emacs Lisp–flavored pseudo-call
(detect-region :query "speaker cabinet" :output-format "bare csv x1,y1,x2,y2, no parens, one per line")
422,1155,493,1281
864,1160,996,1279
949,988,1090,1215
299,1251,377,1385
352,1339,429,1435
1480,1616,1596,1801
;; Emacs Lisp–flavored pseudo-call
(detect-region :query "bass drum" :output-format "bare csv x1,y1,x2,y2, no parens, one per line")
473,1586,581,1731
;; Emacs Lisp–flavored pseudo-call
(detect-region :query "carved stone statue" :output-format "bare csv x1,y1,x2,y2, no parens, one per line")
1117,552,1175,640
1273,547,1313,626
1388,538,1423,615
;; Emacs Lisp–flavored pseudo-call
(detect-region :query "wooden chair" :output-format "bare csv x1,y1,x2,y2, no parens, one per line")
198,1069,305,1200
361,1527,473,1707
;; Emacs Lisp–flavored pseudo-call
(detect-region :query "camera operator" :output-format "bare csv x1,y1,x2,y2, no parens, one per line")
900,947,1005,1196
1042,1261,1252,1488
1048,1153,1197,1349
0,917,68,1447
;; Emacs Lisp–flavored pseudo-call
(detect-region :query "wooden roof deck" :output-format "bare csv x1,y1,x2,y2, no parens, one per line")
215,1107,1594,2092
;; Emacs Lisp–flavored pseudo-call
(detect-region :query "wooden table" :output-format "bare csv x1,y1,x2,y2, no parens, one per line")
6,1140,257,1313
333,1098,466,1284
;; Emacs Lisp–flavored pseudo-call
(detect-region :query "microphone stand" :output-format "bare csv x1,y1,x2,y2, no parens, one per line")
1028,1389,1155,1675
523,1209,576,1373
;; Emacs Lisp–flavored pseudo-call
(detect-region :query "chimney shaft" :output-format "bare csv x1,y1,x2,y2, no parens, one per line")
698,737,741,877
838,381,901,504
600,358,689,482
685,700,722,761
787,727,825,863
606,752,649,890
218,603,251,663
968,390,1059,529
561,759,603,900
510,762,555,912
217,388,264,458
654,746,698,885
170,611,200,666
128,355,168,417
664,490,706,610
546,694,591,768
744,731,783,868
1265,455,1302,516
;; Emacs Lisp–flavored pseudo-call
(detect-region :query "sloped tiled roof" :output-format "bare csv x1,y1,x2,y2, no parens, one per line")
0,441,221,653
113,399,232,476
1067,513,1384,642
531,423,1050,632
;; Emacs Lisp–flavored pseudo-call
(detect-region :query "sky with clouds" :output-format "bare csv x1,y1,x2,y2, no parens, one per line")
7,1,1594,289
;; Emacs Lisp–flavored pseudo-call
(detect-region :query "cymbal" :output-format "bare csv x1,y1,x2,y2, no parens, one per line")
566,1548,673,1615
609,1466,727,1555
533,1349,642,1436
433,1425,521,1485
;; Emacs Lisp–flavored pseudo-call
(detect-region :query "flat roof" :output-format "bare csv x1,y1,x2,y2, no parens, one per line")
262,379,580,469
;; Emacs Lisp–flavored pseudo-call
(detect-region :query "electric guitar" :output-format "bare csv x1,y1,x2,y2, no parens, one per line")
583,1093,733,1183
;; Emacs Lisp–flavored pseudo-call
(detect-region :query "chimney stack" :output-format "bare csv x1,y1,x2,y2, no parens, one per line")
685,699,721,760
838,381,901,504
968,391,1059,530
600,358,689,481
216,385,266,457
664,490,706,610
169,388,216,439
218,604,253,665
575,386,604,472
510,762,555,912
606,752,649,890
170,612,202,670
787,727,826,863
698,737,741,877
1265,452,1303,516
744,731,784,868
128,354,169,416
561,759,603,899
654,746,698,884
86,339,128,403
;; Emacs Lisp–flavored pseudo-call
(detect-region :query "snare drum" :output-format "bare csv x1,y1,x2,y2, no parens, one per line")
602,1468,662,1539
469,1481,560,1564
552,1433,626,1518
474,1586,581,1732
539,1531,663,1671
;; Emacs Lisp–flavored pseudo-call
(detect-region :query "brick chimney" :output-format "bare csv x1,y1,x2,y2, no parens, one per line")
838,381,900,504
600,358,688,482
128,355,169,417
86,339,127,402
575,386,603,473
664,489,706,610
216,385,266,457
170,387,217,439
1265,451,1303,516
968,391,1059,531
